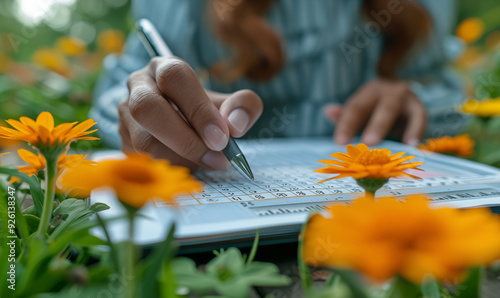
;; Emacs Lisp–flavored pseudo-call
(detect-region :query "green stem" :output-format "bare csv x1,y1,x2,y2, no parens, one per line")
19,191,27,208
125,212,136,298
36,156,57,238
96,213,120,272
298,217,312,295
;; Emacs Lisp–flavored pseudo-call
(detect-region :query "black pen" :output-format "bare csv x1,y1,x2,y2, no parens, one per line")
135,18,254,180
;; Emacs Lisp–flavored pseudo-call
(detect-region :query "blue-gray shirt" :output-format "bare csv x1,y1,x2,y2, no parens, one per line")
92,0,466,148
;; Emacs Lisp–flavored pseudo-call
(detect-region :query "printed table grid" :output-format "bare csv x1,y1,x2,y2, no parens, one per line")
153,166,467,208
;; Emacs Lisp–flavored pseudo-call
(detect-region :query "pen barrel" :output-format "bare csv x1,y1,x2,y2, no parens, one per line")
222,138,241,160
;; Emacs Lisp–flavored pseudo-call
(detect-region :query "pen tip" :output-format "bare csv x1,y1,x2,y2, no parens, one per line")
231,154,254,180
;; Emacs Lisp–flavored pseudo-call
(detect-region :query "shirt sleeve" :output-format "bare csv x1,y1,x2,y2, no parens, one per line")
90,0,202,148
399,0,469,138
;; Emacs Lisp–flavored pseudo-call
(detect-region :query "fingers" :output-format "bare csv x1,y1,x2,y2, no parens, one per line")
126,65,230,170
216,90,263,137
332,80,426,146
118,99,134,152
324,104,342,124
334,86,377,145
150,57,230,151
402,96,427,146
361,92,404,146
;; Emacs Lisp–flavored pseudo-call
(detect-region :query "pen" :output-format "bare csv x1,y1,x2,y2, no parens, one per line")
135,18,254,180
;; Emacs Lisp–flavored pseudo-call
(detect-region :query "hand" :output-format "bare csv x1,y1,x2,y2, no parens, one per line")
325,79,427,146
119,57,263,171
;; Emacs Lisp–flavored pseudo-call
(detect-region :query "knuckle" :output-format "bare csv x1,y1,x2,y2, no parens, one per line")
128,87,154,120
185,101,213,122
177,136,202,160
134,134,158,153
126,69,146,91
156,58,192,87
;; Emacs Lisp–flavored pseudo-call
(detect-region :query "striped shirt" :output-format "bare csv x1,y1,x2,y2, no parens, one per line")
92,0,467,149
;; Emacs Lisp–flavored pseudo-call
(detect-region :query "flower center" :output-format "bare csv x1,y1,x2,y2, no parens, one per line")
113,163,156,184
355,150,390,165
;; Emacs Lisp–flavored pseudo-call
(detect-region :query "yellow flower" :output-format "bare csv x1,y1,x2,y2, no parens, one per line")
12,149,45,179
56,36,87,57
315,143,422,183
456,17,485,44
460,98,500,118
10,149,94,198
97,29,125,54
32,48,70,76
302,195,500,284
0,112,98,149
419,135,475,157
59,153,203,208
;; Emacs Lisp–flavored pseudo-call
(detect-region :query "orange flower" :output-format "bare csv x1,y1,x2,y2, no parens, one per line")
56,36,87,57
315,143,422,183
302,195,500,284
0,112,98,149
10,149,94,196
419,135,475,157
456,17,485,44
97,29,125,54
59,153,203,208
32,48,70,76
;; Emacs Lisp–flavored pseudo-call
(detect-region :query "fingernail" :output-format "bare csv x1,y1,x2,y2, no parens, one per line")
204,124,228,151
202,151,231,171
336,134,350,145
228,108,250,133
363,133,380,145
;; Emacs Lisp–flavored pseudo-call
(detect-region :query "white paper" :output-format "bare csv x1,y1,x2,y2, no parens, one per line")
91,138,500,246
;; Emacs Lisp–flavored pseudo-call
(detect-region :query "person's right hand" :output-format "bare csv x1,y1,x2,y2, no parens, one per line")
119,57,263,172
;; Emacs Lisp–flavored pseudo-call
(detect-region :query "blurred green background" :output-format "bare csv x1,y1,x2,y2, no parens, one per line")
0,0,499,149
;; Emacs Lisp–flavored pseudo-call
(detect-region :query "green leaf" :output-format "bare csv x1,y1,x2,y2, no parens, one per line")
90,202,110,212
23,214,40,234
53,198,87,217
49,199,109,240
171,257,216,293
239,262,290,286
421,275,440,298
160,259,179,298
386,275,421,298
22,205,37,216
0,167,44,216
455,267,482,298
205,247,245,277
138,223,177,298
69,231,107,247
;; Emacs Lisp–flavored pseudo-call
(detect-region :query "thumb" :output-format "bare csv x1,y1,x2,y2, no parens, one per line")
324,103,343,124
210,89,263,138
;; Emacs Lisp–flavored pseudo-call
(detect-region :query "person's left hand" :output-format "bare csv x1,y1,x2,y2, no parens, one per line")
325,79,427,146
